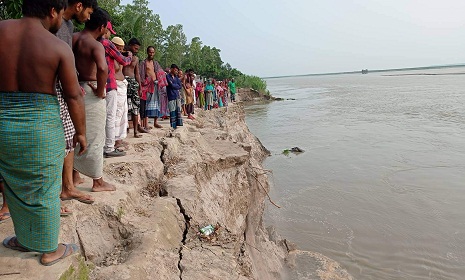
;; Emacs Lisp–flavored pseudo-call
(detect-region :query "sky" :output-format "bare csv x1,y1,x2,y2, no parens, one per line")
120,0,465,77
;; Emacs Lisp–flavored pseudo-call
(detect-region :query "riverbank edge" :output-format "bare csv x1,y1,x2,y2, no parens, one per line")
0,90,352,280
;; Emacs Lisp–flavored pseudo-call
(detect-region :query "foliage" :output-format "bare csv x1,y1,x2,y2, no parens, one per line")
161,24,187,68
115,0,164,61
0,0,22,20
235,74,268,94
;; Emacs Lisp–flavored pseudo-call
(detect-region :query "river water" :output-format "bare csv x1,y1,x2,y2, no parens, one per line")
244,68,465,280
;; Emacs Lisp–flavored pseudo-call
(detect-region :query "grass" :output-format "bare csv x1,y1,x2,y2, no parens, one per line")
59,257,92,280
117,206,125,222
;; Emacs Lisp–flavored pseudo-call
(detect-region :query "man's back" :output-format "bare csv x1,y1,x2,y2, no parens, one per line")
0,18,71,94
73,31,104,81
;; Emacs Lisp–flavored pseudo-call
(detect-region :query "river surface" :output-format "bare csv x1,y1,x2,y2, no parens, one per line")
244,68,465,280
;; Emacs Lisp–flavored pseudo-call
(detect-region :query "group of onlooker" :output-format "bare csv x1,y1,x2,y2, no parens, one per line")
0,0,240,267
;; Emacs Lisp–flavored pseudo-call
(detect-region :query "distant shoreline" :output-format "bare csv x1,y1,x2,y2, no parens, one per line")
383,72,465,76
264,64,465,79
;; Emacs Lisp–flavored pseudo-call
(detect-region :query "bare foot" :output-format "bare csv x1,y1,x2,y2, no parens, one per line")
134,134,143,138
137,126,149,133
154,123,162,129
0,207,9,217
72,172,85,186
92,178,116,192
60,189,94,204
115,140,129,148
60,206,73,217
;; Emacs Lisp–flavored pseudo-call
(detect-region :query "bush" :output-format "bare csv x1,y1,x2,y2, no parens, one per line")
235,74,268,94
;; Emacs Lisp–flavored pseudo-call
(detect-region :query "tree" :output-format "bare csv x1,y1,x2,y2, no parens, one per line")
161,24,187,69
116,0,164,61
183,37,202,72
0,0,22,20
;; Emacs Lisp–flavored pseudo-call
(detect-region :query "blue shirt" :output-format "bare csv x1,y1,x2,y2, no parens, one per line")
166,73,182,101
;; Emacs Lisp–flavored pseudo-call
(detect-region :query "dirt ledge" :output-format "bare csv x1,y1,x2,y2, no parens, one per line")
0,96,352,280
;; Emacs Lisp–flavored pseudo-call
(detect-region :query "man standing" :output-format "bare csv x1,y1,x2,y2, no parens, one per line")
100,21,132,158
140,46,163,129
0,0,86,265
73,8,116,192
228,78,237,102
166,64,183,129
123,38,147,138
56,0,97,205
111,36,130,149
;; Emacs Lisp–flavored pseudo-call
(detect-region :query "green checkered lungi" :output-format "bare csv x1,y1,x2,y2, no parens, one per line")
0,92,64,253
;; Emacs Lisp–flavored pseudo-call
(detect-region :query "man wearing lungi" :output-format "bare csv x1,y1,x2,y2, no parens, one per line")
140,46,163,129
72,8,116,192
0,0,87,265
166,64,183,129
56,0,97,206
123,38,147,137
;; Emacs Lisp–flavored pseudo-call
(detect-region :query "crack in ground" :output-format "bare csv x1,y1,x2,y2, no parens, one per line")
75,223,87,261
176,198,191,280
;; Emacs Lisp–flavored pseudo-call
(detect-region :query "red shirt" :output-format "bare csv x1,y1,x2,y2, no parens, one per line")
100,38,132,92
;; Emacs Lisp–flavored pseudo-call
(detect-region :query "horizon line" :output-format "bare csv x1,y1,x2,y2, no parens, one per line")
262,63,465,79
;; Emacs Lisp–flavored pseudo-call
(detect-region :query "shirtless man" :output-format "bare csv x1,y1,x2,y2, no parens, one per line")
72,8,116,192
111,36,130,149
139,46,162,129
0,0,86,265
123,38,147,137
56,0,97,206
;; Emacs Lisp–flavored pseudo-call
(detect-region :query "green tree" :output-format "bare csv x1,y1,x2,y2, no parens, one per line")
183,36,202,72
161,24,187,69
0,0,22,20
116,0,163,61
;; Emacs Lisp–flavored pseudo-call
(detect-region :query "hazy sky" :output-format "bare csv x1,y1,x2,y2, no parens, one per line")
120,0,465,77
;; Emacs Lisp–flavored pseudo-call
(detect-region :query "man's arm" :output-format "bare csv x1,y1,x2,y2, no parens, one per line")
104,40,132,66
92,44,108,98
58,46,87,155
172,77,182,90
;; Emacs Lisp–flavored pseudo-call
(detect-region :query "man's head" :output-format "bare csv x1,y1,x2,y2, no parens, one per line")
146,46,155,60
170,64,179,76
111,37,125,52
22,0,67,33
102,21,115,39
68,0,97,24
84,7,109,37
127,38,141,54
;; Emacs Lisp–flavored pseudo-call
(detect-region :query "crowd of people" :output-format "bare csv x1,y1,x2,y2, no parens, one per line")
0,0,238,266
134,50,238,131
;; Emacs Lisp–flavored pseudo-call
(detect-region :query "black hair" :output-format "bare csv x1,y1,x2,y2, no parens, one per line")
171,64,179,70
128,38,141,46
22,0,67,18
84,7,109,31
68,0,98,10
147,46,155,52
